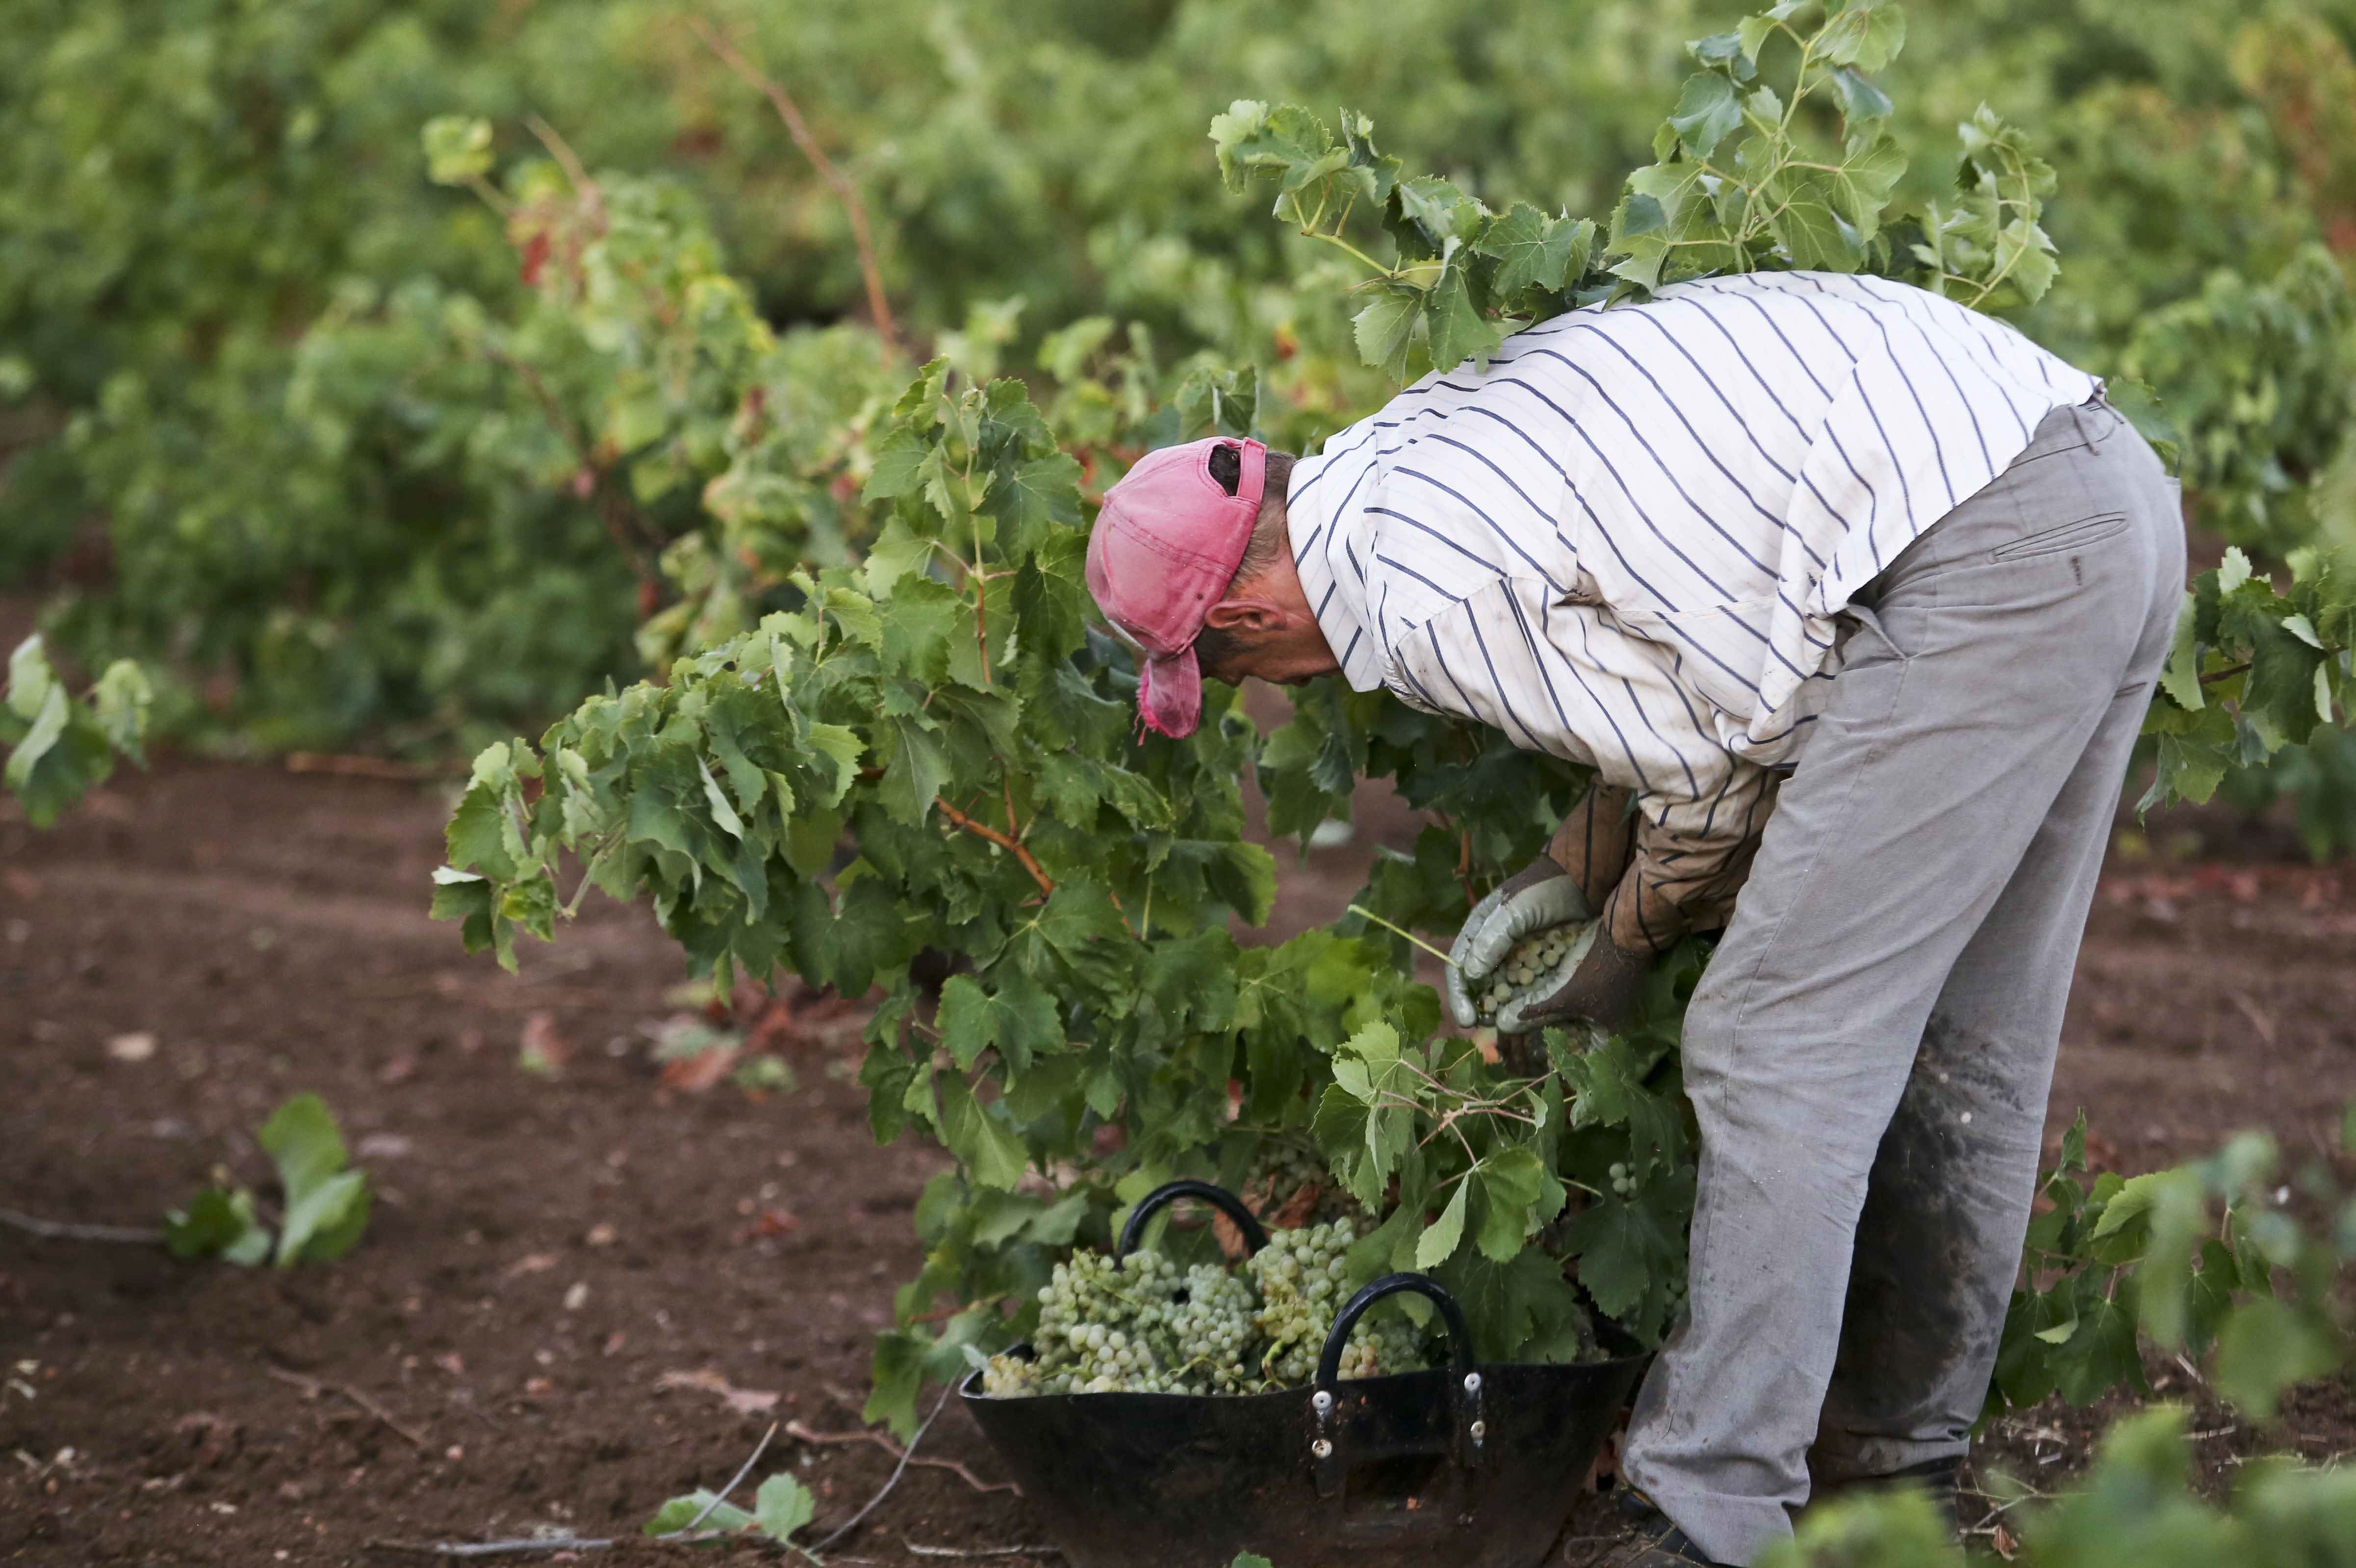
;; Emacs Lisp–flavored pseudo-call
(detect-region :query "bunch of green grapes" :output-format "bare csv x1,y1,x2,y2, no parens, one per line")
985,1247,1183,1395
978,1219,1433,1398
1164,1263,1261,1394
1245,1219,1360,1386
1472,921,1596,1025
1333,1310,1425,1381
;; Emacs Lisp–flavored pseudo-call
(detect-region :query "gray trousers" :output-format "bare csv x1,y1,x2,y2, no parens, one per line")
1619,398,2184,1565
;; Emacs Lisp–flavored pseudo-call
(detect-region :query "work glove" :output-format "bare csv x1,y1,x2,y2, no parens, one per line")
1445,857,1593,1028
1446,783,1639,1030
1494,927,1651,1035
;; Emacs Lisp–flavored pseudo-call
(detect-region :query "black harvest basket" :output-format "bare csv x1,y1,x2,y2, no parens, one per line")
959,1181,1649,1568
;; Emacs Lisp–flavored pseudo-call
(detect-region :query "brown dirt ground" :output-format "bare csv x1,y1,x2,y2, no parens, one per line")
3,754,2354,1566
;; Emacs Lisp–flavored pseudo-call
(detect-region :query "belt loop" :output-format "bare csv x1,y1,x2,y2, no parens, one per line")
2078,391,2119,449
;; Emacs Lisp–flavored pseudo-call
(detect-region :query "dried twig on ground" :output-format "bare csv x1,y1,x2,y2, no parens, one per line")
686,17,898,354
786,1419,1019,1495
813,1385,955,1551
365,1540,615,1560
366,1531,742,1558
0,1205,165,1244
904,1544,1064,1561
264,1365,429,1450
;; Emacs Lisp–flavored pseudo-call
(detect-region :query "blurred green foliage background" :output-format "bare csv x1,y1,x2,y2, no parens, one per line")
2,0,2353,825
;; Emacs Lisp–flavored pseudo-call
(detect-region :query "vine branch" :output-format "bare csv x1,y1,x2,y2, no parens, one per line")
936,798,1054,899
688,17,899,356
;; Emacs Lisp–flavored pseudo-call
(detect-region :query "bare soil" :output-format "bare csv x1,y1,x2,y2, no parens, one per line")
3,757,2353,1566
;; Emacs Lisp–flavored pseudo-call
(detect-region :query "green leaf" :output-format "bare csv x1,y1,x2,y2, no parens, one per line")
420,116,494,185
5,634,55,723
1472,206,1592,297
1668,74,1741,158
90,661,151,766
1395,176,1484,250
937,970,1064,1074
1353,280,1424,381
938,1075,1029,1190
2214,1298,2340,1417
863,427,929,501
644,1491,755,1536
751,1473,816,1543
1434,1247,1578,1362
1829,65,1893,124
1735,14,1776,64
2156,594,2205,711
1471,1145,1549,1262
1687,31,1755,79
164,1186,272,1265
982,452,1083,549
2,681,67,800
698,758,746,840
1424,256,1503,372
863,517,934,596
1605,190,1671,291
257,1093,371,1266
1767,172,1862,271
879,716,950,825
1416,1180,1469,1269
864,1328,928,1440
1815,0,1906,73
801,722,866,806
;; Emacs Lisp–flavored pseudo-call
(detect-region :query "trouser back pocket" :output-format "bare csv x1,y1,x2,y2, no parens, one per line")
1988,511,2128,563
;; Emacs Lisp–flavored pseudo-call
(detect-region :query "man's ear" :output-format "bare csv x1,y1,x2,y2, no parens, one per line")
1202,594,1284,635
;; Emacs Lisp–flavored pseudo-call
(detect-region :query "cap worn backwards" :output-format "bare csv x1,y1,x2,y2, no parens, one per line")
1082,437,1266,738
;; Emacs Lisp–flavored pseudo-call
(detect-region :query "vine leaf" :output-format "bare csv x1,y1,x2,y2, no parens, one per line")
1353,280,1424,381
259,1093,371,1267
1471,1146,1550,1262
939,971,1064,1074
1472,205,1594,297
1668,74,1742,159
1416,1180,1469,1269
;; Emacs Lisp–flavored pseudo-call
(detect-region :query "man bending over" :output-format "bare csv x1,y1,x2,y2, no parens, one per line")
1081,270,2182,1566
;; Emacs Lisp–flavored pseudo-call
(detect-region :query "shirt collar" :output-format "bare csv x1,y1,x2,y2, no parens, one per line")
1285,431,1387,693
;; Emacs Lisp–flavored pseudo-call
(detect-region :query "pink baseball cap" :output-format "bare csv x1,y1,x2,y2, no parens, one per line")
1085,437,1267,738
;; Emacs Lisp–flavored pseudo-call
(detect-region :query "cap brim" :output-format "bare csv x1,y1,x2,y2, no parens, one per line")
1137,645,1204,739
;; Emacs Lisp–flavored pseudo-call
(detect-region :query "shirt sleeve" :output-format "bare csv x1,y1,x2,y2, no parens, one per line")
1383,579,1777,954
1602,765,1778,954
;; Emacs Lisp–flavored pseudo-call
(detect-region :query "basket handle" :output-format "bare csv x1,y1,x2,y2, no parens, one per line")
1115,1179,1270,1259
1307,1273,1486,1492
1312,1272,1476,1389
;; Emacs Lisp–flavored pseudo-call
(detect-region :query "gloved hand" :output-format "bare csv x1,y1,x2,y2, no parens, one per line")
1445,857,1593,1028
1494,927,1651,1035
1445,785,1637,1030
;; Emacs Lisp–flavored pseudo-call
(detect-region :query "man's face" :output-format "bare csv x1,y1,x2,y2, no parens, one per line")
1198,622,1340,687
1195,558,1343,687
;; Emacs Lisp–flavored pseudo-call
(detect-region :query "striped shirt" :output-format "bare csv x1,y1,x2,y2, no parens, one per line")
1286,270,2100,951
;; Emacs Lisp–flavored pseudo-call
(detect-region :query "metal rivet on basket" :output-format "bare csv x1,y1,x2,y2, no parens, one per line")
1311,1390,1333,1415
1311,1438,1333,1459
1463,1372,1482,1395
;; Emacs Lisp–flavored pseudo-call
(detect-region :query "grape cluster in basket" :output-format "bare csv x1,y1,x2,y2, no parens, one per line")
979,1219,1427,1397
1471,921,1596,1025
